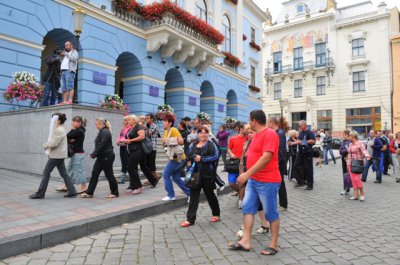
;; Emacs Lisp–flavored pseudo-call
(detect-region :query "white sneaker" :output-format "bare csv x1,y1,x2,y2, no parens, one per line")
187,196,190,204
340,190,349,195
161,196,176,202
349,196,358,200
359,195,365,202
256,226,270,234
237,200,242,209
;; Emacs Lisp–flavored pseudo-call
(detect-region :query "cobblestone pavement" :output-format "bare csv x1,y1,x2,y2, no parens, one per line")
2,163,400,265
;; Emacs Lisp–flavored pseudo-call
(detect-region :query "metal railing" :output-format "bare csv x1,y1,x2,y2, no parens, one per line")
265,57,335,77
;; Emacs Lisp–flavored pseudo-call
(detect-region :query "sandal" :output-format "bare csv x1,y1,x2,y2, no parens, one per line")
80,193,93,198
261,246,278,256
106,194,119,198
256,225,270,234
210,216,220,222
180,221,193,227
228,241,251,252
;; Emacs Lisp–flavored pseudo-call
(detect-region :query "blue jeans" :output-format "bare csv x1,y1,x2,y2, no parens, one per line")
42,82,58,106
67,153,86,184
324,146,336,164
362,158,382,182
163,160,190,198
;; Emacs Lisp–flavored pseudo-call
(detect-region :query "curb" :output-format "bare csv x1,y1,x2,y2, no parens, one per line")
0,187,232,260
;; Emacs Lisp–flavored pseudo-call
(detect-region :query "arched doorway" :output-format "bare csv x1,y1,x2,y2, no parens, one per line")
115,52,142,102
226,89,238,119
200,80,215,124
41,29,79,103
165,69,184,119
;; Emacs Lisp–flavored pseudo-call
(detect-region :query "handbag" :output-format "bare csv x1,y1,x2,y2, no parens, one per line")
141,136,153,155
312,146,321,158
350,152,364,174
225,158,240,173
343,172,353,190
185,171,201,189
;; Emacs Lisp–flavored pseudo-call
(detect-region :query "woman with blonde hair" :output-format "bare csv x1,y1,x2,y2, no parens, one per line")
116,116,132,184
347,131,370,201
81,118,119,198
287,129,298,181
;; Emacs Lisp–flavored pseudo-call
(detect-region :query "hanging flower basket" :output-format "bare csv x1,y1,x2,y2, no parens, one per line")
249,41,261,51
222,52,241,66
99,94,130,114
224,116,237,124
3,71,44,110
242,34,247,41
248,85,261,92
197,112,211,124
155,104,175,121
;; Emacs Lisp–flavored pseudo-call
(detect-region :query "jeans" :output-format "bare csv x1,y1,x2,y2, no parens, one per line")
163,160,190,198
36,158,76,197
127,148,157,189
361,157,382,182
383,152,390,174
119,147,129,174
67,153,86,184
87,153,118,196
60,70,75,92
187,178,220,224
42,82,58,106
324,146,336,164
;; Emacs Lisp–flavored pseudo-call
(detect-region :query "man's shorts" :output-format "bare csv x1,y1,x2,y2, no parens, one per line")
242,178,280,222
60,70,75,92
228,172,239,184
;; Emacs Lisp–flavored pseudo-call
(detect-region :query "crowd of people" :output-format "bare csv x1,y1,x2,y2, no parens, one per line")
28,109,400,257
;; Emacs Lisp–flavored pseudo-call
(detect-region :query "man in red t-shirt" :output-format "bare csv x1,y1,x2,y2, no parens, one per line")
227,123,247,195
228,110,281,256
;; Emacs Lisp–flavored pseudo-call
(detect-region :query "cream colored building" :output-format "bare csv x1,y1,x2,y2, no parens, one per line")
262,0,399,136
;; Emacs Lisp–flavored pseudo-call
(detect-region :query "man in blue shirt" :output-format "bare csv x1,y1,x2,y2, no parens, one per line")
361,130,383,183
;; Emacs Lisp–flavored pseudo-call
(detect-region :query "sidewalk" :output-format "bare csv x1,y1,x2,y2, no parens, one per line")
0,168,230,259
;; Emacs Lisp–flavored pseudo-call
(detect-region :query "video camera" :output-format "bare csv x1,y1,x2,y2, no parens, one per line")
53,47,63,55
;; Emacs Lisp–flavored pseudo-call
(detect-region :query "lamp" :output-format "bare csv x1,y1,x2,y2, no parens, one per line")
279,98,285,129
72,7,86,103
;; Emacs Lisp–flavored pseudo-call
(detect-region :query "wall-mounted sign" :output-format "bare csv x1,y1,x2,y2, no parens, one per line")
218,104,224,112
189,96,197,106
93,71,107,85
149,86,159,97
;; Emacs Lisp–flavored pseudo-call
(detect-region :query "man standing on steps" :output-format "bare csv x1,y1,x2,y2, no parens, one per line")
268,117,288,210
59,41,78,105
293,120,315,190
146,113,160,179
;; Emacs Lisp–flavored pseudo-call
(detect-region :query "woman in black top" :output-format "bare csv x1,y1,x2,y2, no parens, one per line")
81,117,119,198
178,121,189,154
180,126,220,227
287,129,298,181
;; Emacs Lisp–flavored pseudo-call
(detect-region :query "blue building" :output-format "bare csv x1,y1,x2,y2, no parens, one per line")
0,0,266,130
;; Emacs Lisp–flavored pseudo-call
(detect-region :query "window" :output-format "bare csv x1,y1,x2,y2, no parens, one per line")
294,79,302,98
274,83,281,100
352,38,364,57
251,28,256,43
196,0,207,22
273,52,282,73
222,15,231,53
297,4,305,13
250,66,256,86
315,43,326,67
316,76,326,95
317,110,332,130
293,47,303,71
353,71,365,92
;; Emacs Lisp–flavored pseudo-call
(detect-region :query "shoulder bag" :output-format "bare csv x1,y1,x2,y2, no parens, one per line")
225,158,240,173
141,135,153,155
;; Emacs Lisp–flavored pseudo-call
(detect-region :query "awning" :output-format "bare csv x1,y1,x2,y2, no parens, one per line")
346,123,372,127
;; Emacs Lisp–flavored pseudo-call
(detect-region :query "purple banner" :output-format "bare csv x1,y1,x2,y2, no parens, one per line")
149,86,159,97
92,71,107,85
218,104,224,112
189,96,197,106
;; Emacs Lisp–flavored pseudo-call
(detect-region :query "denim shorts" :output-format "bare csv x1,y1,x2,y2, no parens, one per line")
242,178,280,222
228,172,239,184
60,70,75,92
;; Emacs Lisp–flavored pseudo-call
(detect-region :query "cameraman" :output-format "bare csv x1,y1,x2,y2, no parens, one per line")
42,49,61,106
59,41,79,105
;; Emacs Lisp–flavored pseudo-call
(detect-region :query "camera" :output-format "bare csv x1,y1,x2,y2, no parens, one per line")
54,47,63,55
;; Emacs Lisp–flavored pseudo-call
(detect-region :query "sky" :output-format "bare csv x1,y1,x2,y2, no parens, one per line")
253,0,400,20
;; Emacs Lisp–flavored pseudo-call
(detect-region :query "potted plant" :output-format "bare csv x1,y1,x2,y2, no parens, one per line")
197,112,211,124
222,51,241,66
249,41,261,51
155,104,175,121
99,94,130,114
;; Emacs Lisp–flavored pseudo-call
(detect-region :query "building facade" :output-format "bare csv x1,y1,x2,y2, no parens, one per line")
263,0,399,136
0,0,266,131
392,33,400,133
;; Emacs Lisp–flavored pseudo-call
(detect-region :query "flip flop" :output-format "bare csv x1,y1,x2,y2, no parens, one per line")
261,246,278,256
228,241,251,252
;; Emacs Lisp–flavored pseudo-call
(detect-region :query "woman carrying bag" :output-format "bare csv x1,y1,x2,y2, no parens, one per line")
180,125,220,227
347,131,370,201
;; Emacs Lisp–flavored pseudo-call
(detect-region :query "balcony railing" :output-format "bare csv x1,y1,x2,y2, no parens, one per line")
112,3,143,27
265,57,335,77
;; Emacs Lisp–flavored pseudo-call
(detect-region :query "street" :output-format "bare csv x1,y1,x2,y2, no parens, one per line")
2,163,400,265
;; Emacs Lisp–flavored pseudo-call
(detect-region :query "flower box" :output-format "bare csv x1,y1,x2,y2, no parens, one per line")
222,51,241,66
243,34,247,41
248,85,261,92
227,0,238,5
249,41,261,51
99,94,130,114
155,104,175,121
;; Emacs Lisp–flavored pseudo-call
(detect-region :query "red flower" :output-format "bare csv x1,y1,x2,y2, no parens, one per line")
249,41,261,51
242,34,247,41
248,85,261,92
222,51,241,66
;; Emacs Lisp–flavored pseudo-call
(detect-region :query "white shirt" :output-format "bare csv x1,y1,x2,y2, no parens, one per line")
60,51,70,70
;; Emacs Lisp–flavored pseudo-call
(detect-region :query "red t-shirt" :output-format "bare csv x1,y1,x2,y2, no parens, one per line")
228,135,247,158
246,127,281,183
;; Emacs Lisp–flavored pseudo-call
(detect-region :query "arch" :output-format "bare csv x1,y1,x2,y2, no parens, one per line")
200,81,218,130
200,80,214,97
222,14,232,53
115,52,142,101
41,29,79,104
165,68,185,117
195,0,208,22
226,89,238,119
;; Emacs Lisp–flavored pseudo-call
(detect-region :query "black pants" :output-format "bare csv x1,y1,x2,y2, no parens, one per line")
187,178,220,224
37,158,76,197
120,147,129,174
128,148,157,189
146,150,157,172
278,161,288,208
288,154,296,180
383,152,390,174
294,154,314,188
87,153,118,196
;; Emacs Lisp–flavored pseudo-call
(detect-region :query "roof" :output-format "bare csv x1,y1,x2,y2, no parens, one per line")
275,0,328,24
336,1,376,21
